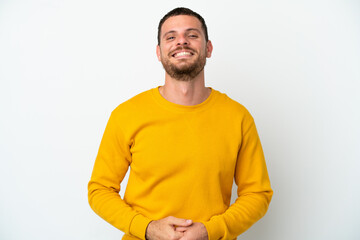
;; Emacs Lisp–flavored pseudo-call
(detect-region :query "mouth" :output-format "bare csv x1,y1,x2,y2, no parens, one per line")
171,50,194,59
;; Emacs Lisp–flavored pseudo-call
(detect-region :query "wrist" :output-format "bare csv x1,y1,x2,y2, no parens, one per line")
145,221,153,240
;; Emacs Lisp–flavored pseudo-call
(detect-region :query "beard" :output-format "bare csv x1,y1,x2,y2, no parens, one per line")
160,47,207,81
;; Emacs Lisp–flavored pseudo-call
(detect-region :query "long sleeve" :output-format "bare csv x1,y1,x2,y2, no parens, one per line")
88,112,152,239
88,88,272,240
203,115,273,240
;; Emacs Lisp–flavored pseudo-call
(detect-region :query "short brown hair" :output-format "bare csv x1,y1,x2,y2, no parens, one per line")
157,7,209,45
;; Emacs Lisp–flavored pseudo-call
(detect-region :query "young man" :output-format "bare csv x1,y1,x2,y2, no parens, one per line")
88,7,273,240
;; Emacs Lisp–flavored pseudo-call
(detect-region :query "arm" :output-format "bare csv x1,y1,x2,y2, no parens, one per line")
88,112,152,239
89,112,199,240
202,115,273,240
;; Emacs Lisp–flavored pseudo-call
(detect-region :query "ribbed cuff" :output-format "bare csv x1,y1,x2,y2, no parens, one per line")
203,217,223,240
129,214,152,240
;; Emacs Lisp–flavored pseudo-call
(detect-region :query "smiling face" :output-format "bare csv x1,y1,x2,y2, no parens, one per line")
156,15,213,81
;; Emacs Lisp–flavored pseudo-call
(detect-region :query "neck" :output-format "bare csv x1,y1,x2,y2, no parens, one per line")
159,71,211,106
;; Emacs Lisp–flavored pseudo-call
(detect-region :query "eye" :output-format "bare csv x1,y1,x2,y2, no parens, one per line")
166,36,175,40
188,34,198,38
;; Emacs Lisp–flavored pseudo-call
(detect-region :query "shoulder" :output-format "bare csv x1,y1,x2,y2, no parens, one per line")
213,89,253,121
212,89,258,134
111,88,154,117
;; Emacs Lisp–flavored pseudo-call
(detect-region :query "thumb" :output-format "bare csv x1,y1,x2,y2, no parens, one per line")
168,216,193,227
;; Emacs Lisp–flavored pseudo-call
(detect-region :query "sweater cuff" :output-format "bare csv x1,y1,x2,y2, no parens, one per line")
129,214,152,240
202,217,223,240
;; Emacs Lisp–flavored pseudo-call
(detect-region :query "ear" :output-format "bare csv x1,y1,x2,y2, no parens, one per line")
156,45,161,61
206,40,213,58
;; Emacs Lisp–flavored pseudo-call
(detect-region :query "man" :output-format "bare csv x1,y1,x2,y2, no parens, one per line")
88,7,273,240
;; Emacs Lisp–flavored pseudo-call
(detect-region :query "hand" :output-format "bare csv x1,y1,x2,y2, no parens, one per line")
145,216,193,240
176,222,208,240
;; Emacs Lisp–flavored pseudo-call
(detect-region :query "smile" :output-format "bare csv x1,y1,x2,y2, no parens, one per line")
172,51,194,58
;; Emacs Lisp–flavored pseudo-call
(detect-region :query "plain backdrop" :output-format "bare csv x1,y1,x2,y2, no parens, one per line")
0,0,359,239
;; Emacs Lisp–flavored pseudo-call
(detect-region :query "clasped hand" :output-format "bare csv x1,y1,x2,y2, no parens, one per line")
145,216,208,240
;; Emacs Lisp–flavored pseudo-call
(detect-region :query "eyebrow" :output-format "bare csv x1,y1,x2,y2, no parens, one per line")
162,28,202,38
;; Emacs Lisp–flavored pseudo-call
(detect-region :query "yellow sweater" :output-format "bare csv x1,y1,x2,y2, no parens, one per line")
88,87,273,240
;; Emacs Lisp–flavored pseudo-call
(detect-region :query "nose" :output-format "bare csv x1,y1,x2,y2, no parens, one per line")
176,34,188,46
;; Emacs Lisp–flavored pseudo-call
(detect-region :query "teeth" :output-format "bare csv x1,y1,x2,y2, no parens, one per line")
175,52,191,57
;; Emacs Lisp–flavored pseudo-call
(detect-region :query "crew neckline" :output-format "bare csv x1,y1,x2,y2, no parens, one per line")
151,86,218,113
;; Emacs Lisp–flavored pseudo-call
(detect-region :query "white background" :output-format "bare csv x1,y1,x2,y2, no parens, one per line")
0,0,359,239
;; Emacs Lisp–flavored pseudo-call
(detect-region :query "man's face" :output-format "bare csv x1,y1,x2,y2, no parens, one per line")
156,15,213,81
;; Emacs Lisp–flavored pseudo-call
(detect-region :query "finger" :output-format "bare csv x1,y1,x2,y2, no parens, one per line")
168,216,193,227
172,229,185,239
175,226,189,232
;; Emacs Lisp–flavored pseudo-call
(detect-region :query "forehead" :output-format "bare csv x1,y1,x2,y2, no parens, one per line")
161,15,203,35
